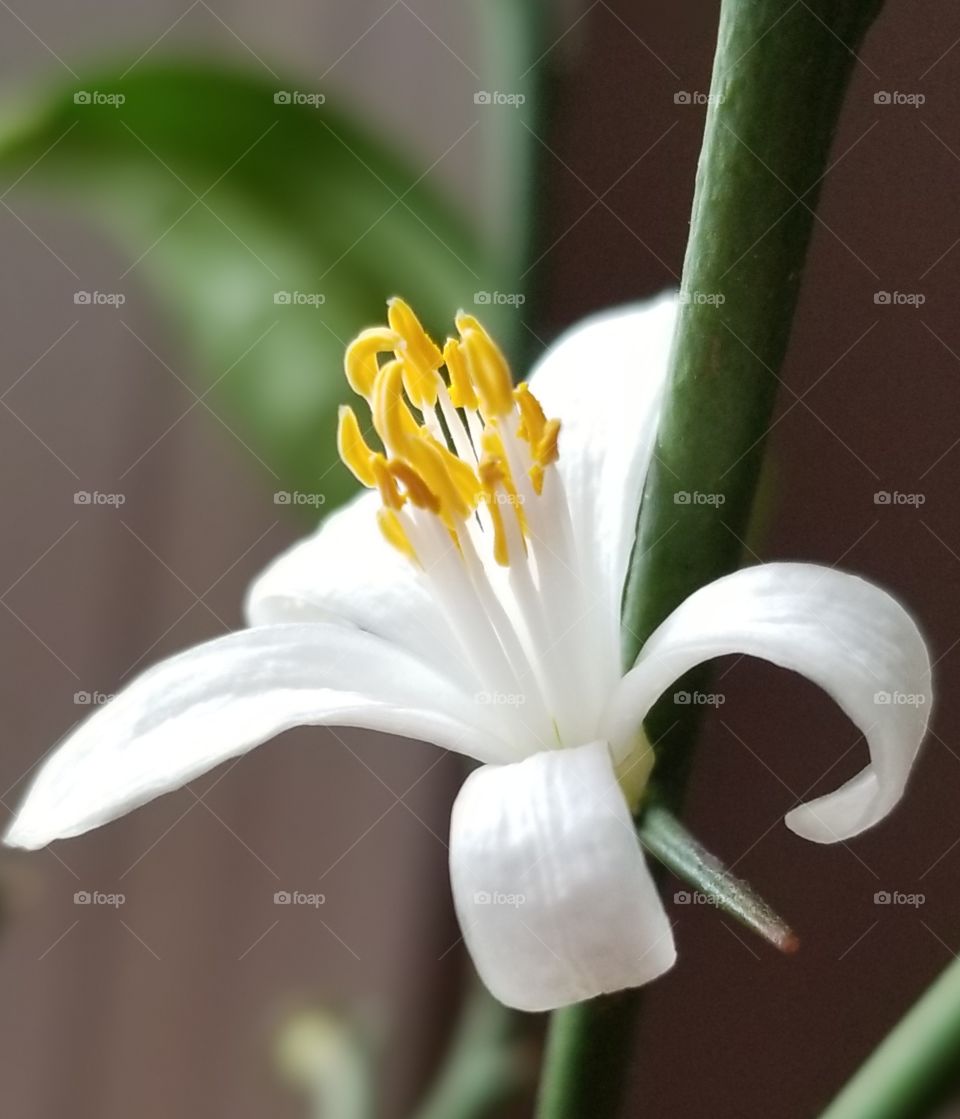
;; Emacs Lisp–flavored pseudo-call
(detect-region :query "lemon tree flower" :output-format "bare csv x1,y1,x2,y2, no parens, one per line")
5,296,931,1012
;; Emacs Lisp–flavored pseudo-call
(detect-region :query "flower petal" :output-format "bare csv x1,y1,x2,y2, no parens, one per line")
603,563,932,843
6,624,513,850
528,295,676,647
449,740,675,1011
245,490,472,687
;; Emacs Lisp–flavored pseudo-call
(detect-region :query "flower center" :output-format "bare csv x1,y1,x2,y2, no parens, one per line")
336,300,605,754
337,298,561,570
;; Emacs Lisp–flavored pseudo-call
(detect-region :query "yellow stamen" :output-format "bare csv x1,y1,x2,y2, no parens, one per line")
514,383,546,446
389,460,440,513
338,300,562,568
458,318,514,417
407,435,479,526
454,311,483,334
371,359,422,447
400,356,439,410
336,406,378,487
443,337,478,411
480,426,528,536
344,327,399,398
373,358,479,526
388,298,442,406
371,454,404,510
537,418,561,466
377,507,419,565
528,417,561,495
478,458,511,566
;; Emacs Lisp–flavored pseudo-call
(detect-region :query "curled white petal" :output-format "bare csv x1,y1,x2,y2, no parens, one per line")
245,490,470,686
449,740,675,1011
603,563,932,843
528,295,676,656
6,624,513,850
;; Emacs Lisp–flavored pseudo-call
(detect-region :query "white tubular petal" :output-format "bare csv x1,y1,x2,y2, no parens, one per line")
6,625,512,850
528,295,676,646
245,490,471,686
449,740,675,1011
603,564,932,843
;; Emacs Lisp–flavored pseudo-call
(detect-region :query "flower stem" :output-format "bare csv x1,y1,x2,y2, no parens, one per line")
536,1,886,1116
819,953,960,1119
413,980,538,1119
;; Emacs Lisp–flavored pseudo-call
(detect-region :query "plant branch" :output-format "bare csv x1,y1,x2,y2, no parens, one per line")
536,1,886,1116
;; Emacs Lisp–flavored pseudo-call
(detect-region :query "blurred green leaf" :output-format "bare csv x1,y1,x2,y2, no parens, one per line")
0,61,501,504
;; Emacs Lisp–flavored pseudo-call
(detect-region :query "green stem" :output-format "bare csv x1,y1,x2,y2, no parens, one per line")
638,801,797,953
536,1,886,1116
412,980,537,1119
819,954,960,1119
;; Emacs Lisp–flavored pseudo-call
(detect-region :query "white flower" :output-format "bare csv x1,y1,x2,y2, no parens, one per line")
5,296,931,1012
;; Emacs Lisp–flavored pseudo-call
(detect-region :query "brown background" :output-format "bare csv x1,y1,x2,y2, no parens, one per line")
0,1,959,1117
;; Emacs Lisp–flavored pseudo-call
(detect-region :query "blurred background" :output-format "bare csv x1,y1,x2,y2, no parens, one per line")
0,1,958,1116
